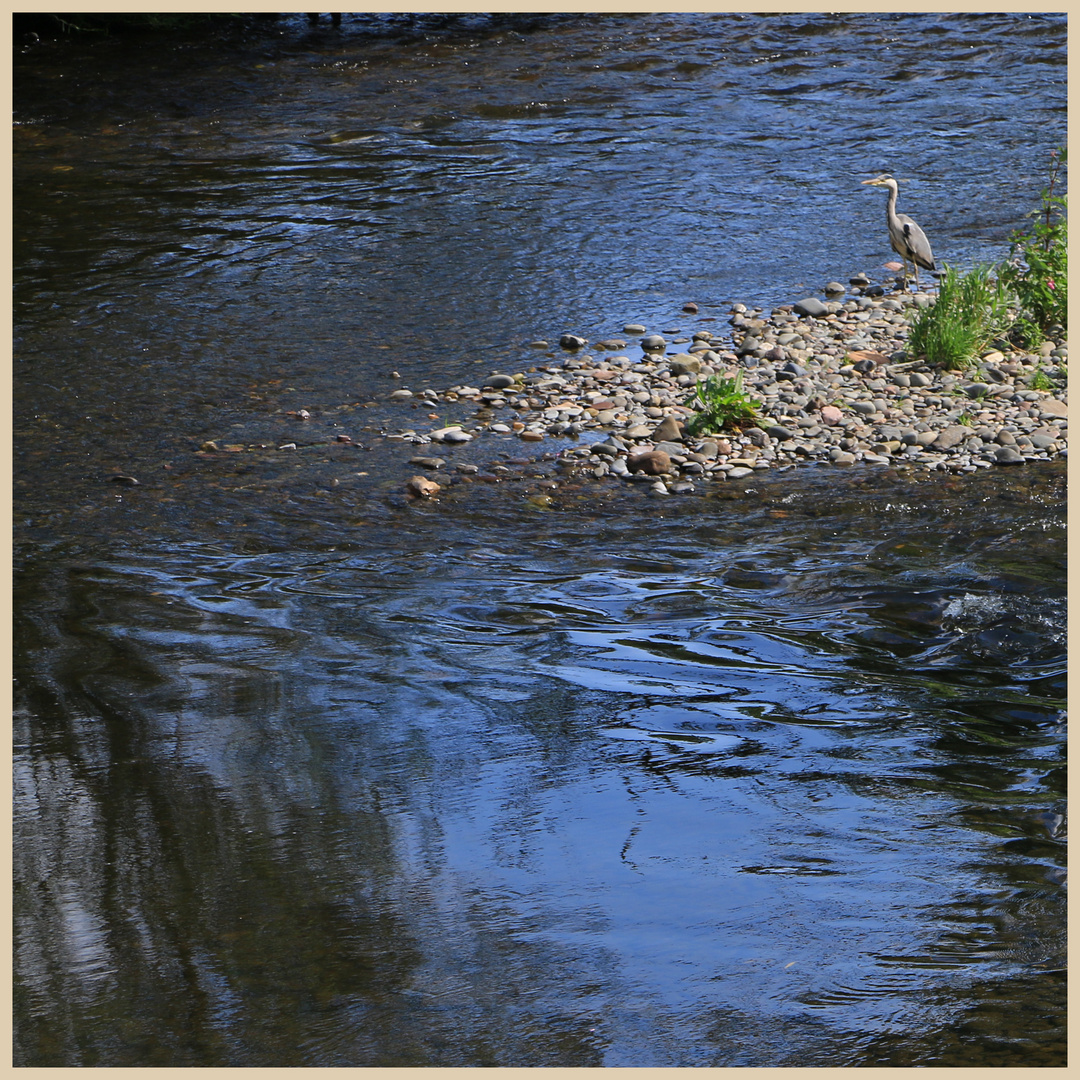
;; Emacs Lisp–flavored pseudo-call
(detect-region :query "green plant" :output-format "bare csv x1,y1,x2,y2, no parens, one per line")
683,371,759,436
958,412,973,426
907,263,1011,370
1030,365,1053,391
999,147,1067,340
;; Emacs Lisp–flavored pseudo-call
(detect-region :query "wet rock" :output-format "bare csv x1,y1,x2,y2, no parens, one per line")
484,373,516,390
994,446,1025,465
431,426,473,443
824,281,846,295
682,301,699,313
410,456,446,469
628,450,671,475
640,334,667,352
559,333,587,349
406,475,440,498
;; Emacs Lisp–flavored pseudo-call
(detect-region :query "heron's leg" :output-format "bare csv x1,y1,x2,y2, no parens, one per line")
912,263,920,291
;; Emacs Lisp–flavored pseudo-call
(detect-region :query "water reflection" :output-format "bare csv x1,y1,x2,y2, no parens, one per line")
14,464,1065,1066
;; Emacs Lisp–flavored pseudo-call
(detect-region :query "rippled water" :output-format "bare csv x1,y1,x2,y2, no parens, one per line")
13,13,1067,1067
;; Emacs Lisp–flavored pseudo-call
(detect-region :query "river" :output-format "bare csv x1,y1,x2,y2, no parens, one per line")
13,12,1066,1067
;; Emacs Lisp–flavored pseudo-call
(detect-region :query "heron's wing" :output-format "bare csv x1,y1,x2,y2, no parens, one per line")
895,214,936,271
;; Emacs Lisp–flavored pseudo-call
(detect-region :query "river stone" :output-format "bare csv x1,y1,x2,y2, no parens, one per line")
484,373,516,390
628,450,671,475
994,445,1025,465
406,475,440,498
765,424,796,441
591,441,622,458
410,456,446,469
934,425,971,450
1039,398,1067,417
793,297,828,318
623,324,647,334
390,389,414,399
640,334,666,352
668,354,702,375
430,426,473,443
727,466,754,479
653,440,684,457
650,415,684,442
820,405,843,425
737,335,761,357
626,424,654,439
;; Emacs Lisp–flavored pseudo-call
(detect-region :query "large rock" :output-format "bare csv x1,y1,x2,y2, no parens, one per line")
668,354,702,375
793,296,828,318
934,425,971,450
650,415,684,442
407,475,440,498
628,450,671,475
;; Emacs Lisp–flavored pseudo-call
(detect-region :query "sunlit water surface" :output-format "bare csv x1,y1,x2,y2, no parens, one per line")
14,13,1066,1067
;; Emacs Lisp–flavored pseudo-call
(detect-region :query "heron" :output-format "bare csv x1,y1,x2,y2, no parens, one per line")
861,174,936,291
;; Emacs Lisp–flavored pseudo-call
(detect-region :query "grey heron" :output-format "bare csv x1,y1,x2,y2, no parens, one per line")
862,174,936,291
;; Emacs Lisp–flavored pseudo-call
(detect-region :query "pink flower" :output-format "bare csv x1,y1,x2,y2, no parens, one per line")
1048,279,1056,290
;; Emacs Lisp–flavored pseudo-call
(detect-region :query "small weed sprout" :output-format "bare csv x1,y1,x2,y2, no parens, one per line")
1030,365,1053,391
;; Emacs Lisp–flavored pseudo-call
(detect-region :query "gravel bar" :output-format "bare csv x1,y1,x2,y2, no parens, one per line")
387,284,1067,494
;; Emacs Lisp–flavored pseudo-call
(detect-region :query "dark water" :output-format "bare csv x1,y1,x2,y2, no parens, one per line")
13,13,1066,1067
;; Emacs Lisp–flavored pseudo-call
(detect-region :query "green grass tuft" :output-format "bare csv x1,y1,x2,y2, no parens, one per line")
683,371,759,436
907,264,1011,370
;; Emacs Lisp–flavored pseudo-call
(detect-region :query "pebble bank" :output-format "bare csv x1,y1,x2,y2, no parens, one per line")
387,280,1067,498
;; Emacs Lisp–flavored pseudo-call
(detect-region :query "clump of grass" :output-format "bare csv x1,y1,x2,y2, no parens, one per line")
906,263,1011,370
683,371,759,436
999,147,1067,345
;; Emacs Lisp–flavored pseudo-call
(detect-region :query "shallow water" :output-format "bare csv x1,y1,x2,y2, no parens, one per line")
13,13,1067,1067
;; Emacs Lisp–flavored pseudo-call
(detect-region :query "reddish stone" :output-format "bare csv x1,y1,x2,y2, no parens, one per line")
628,450,672,475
